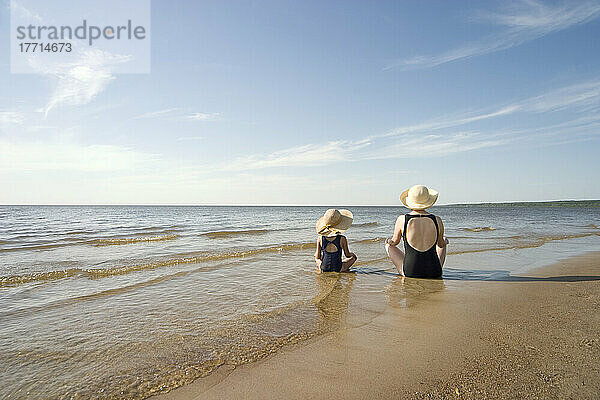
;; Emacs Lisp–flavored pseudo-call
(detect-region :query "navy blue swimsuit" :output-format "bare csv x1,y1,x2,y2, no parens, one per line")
320,235,343,272
402,214,443,278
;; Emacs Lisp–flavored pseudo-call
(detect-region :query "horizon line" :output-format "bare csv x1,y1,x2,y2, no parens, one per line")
0,199,598,207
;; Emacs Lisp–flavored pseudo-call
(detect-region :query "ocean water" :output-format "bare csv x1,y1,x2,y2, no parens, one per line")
0,202,599,399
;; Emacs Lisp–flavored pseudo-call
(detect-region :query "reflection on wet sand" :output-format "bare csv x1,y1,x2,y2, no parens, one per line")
385,276,446,309
312,273,356,327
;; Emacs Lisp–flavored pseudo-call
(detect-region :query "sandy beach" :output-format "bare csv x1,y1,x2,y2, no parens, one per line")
155,251,600,400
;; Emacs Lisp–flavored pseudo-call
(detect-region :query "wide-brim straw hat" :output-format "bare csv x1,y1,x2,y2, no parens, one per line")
315,209,353,236
400,185,439,210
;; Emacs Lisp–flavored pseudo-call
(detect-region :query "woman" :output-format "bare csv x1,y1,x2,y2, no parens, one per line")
385,185,449,278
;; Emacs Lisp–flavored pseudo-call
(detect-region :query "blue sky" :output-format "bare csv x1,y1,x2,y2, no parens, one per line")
1,0,600,205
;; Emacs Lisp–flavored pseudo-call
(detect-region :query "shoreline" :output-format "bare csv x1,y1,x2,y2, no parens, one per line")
154,251,600,400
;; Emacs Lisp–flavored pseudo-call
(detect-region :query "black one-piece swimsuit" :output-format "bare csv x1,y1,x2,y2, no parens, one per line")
402,214,443,278
320,235,343,272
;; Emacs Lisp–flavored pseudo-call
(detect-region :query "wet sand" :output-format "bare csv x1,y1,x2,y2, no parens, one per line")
154,252,600,400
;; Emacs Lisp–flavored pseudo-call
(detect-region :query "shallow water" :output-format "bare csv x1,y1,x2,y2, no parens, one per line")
0,202,599,399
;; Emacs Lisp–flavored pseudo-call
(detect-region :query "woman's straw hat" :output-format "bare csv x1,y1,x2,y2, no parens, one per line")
400,185,439,210
315,209,353,236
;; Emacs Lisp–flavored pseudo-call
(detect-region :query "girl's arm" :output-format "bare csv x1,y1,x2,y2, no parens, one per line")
386,215,404,246
314,237,322,260
341,236,356,258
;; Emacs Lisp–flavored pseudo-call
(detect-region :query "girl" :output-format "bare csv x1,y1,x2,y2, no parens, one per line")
314,209,357,273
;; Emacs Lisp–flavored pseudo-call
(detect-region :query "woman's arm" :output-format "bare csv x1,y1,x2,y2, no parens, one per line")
341,236,356,258
385,215,404,246
315,237,322,260
436,216,447,248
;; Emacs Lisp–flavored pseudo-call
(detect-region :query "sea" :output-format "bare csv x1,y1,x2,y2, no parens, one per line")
0,202,599,399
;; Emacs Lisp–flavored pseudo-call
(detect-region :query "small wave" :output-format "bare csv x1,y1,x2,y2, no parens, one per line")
0,268,84,286
0,241,315,287
114,224,186,232
0,234,180,252
585,224,599,230
64,230,93,235
88,234,179,246
142,228,180,235
354,222,379,228
354,237,386,244
202,229,269,239
462,226,496,232
0,242,76,252
4,233,47,240
129,226,186,235
0,269,196,318
449,232,600,255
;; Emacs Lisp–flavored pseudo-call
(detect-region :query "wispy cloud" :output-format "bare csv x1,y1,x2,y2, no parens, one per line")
9,0,42,22
387,0,600,70
10,77,593,175
223,140,371,170
224,77,600,170
363,131,504,161
10,2,132,117
176,136,204,141
185,112,220,121
0,109,59,136
133,108,220,121
133,108,182,120
0,138,159,172
379,79,600,139
36,50,132,117
222,132,499,172
0,111,25,125
379,106,519,138
478,0,600,29
517,79,600,112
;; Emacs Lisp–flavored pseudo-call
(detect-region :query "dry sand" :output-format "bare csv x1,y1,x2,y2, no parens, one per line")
154,252,600,400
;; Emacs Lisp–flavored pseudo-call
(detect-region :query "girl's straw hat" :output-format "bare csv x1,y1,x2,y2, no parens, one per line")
315,209,353,236
400,185,439,210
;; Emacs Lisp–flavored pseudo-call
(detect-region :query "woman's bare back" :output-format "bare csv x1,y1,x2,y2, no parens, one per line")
405,216,437,251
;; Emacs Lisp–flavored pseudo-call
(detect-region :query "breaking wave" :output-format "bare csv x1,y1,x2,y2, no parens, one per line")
202,229,269,239
462,226,496,232
354,222,379,228
89,234,179,246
